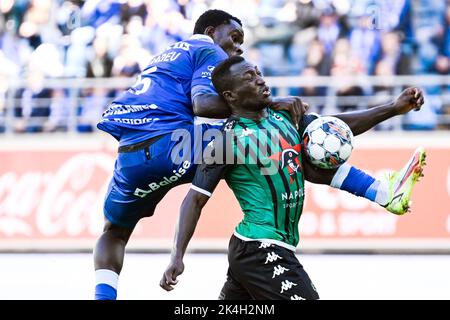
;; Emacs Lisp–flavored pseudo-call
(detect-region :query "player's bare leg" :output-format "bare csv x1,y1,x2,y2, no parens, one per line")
93,219,134,300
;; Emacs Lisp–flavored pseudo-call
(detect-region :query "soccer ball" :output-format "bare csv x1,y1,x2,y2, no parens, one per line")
303,116,354,169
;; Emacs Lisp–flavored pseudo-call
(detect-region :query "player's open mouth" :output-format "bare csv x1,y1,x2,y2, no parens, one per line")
262,88,271,97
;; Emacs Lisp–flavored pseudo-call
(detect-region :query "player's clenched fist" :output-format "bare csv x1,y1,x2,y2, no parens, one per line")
393,87,425,114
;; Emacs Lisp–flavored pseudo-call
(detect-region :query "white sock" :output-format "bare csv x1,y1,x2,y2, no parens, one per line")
95,269,119,290
372,180,390,206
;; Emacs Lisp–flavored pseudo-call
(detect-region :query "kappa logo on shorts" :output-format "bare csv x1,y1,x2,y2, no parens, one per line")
280,280,297,294
264,252,282,264
259,242,272,249
133,160,191,198
272,265,289,278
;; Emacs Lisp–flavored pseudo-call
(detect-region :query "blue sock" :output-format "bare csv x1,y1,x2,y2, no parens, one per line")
331,164,387,205
95,269,119,300
95,283,117,300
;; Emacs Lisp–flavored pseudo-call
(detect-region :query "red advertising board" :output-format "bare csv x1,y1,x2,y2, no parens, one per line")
0,135,449,251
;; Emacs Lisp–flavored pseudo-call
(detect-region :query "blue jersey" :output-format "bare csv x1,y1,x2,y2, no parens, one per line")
97,35,228,146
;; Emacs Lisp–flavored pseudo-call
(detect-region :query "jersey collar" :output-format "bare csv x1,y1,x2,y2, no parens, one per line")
189,34,214,44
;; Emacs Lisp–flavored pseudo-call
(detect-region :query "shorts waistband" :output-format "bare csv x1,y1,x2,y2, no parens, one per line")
118,135,164,153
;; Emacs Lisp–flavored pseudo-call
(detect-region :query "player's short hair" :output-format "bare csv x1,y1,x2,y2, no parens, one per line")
211,56,245,97
193,9,242,35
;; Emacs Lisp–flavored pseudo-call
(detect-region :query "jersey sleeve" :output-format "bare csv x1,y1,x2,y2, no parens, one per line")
190,131,230,197
191,47,227,101
299,113,320,136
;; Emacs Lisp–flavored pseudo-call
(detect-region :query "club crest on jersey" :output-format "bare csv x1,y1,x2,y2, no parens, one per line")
281,149,301,175
269,137,302,183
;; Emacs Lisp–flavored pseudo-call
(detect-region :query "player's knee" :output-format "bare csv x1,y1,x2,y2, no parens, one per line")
103,220,134,243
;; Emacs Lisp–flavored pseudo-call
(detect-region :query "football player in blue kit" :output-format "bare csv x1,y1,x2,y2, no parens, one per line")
94,10,425,300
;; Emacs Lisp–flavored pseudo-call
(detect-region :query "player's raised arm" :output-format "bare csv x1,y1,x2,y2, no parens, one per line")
329,87,425,136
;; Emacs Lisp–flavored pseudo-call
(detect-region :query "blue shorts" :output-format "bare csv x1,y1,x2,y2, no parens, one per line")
103,123,222,228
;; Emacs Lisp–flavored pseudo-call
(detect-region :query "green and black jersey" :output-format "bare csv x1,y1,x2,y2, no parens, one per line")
192,109,317,251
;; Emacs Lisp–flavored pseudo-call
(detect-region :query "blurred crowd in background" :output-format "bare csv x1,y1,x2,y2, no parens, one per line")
0,0,449,133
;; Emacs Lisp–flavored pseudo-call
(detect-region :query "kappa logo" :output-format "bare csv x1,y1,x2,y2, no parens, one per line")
259,242,272,249
272,114,283,121
272,265,289,278
224,120,236,132
264,252,282,264
240,128,254,137
280,280,297,294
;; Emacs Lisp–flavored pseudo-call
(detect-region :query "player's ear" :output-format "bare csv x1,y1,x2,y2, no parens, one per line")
204,26,216,39
222,90,235,103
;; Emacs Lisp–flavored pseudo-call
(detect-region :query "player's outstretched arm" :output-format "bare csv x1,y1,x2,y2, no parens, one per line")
330,87,424,136
160,190,209,291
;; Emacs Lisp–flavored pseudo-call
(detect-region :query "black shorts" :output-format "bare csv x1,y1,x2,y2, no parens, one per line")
219,235,319,300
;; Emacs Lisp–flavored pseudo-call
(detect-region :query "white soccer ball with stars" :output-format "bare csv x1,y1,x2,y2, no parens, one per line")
303,116,354,169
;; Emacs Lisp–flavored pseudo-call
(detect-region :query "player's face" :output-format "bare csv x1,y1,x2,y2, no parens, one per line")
212,20,244,57
228,61,272,109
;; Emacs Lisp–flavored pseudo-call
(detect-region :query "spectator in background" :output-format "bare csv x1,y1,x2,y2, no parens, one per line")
295,67,326,114
305,38,330,75
349,12,381,75
43,88,70,132
433,5,450,76
0,50,20,133
330,38,365,112
56,0,84,36
0,0,448,133
1,0,28,33
111,35,142,77
376,31,411,76
78,87,111,133
316,6,347,61
86,35,113,78
372,61,402,131
14,69,52,133
412,0,446,73
18,0,59,50
402,87,441,131
120,0,147,26
65,26,95,77
81,0,122,29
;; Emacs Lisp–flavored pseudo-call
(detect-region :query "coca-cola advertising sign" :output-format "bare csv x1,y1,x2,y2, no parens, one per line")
0,151,112,239
0,137,449,250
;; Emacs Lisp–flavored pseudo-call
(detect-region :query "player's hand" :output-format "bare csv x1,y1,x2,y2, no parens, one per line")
270,96,309,130
160,259,184,291
393,87,425,115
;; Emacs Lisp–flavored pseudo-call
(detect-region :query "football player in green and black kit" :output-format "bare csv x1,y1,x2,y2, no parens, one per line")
160,56,426,300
